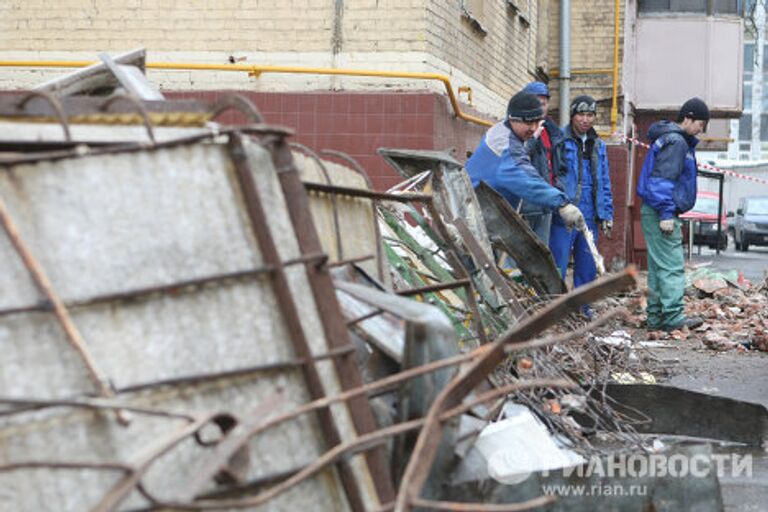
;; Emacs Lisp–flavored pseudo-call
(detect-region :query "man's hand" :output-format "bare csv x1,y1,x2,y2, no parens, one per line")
659,219,675,235
559,204,586,230
601,219,613,239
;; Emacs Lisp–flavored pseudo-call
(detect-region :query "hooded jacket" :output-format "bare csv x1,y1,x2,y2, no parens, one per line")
554,125,614,222
636,120,699,220
465,122,568,212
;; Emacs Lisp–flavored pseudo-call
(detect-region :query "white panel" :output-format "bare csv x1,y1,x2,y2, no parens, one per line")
709,19,743,109
635,16,743,113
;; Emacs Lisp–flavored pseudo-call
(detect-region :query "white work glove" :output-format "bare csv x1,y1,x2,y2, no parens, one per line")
659,219,675,235
558,203,586,230
601,219,613,239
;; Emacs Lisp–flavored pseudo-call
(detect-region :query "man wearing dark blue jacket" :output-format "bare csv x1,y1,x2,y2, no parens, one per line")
637,97,709,331
521,81,563,244
466,91,585,239
549,96,614,294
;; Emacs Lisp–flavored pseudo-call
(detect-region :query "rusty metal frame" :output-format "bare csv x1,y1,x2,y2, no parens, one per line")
452,218,527,320
262,132,397,504
290,142,344,259
320,149,386,283
395,268,639,510
304,180,489,343
226,132,368,511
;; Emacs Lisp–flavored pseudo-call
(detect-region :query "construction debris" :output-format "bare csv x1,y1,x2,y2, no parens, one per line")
2,60,759,511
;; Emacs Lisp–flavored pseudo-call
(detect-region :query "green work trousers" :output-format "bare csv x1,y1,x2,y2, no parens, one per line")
641,204,685,329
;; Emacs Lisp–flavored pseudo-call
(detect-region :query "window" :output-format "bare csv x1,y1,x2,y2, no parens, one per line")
461,0,487,35
737,113,768,141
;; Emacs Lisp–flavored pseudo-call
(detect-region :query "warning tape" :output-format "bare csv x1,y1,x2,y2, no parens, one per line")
618,133,768,186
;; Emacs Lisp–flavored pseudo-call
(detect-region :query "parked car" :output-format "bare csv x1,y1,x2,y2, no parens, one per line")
733,195,768,251
680,191,728,250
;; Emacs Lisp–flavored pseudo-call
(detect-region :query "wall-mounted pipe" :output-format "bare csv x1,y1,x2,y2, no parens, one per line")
0,60,495,128
559,0,571,127
611,0,621,135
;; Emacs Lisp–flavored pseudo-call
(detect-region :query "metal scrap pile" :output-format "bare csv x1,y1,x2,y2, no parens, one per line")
0,52,697,512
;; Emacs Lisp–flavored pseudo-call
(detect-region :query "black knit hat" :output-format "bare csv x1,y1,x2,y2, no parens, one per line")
677,97,710,122
506,91,544,122
570,95,597,118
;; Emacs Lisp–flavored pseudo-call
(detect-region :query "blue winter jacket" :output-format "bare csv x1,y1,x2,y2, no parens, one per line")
554,125,614,222
637,121,698,220
465,122,569,212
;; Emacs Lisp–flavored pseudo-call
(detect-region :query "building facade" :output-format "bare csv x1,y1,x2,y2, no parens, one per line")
0,0,745,266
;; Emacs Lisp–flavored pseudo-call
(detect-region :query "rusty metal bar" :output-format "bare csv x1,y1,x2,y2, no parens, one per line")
0,266,277,317
293,153,344,242
319,149,386,283
92,412,230,512
208,93,264,124
0,195,121,415
395,268,639,510
117,345,356,394
140,379,568,510
16,90,72,141
304,182,432,204
395,278,472,297
0,396,196,421
452,218,527,320
0,253,327,318
268,133,397,503
423,201,489,344
326,254,375,268
290,142,344,260
99,93,156,143
227,132,367,512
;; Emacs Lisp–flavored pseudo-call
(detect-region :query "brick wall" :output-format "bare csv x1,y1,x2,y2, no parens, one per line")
425,0,540,107
0,0,546,118
547,0,624,131
166,90,485,190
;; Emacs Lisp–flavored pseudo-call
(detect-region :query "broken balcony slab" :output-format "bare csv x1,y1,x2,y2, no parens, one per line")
0,130,388,510
475,181,567,297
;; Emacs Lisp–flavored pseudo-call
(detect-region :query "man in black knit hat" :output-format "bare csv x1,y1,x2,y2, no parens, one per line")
466,91,585,235
637,97,709,332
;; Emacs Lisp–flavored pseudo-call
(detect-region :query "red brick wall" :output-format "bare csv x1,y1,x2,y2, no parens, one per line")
166,90,489,190
600,144,630,270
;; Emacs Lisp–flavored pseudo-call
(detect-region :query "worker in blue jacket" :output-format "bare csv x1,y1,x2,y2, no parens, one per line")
521,81,564,244
466,91,585,238
549,96,614,295
637,97,708,332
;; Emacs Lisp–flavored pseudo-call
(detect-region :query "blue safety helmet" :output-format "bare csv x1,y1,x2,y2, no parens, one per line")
523,81,550,98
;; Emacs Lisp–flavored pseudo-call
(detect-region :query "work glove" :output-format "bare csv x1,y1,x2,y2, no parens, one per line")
659,219,675,235
601,219,613,239
558,203,586,230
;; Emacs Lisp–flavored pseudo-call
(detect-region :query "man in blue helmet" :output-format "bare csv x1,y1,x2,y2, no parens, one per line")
521,81,563,244
549,95,614,303
637,97,708,332
465,91,585,238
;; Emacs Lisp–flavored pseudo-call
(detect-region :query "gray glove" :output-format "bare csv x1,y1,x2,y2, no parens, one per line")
601,219,613,239
659,219,675,235
558,203,585,230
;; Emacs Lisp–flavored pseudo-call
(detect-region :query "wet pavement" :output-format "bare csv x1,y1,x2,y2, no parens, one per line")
650,337,768,511
688,237,768,283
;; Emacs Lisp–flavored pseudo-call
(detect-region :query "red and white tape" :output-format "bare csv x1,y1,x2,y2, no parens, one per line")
618,133,768,186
